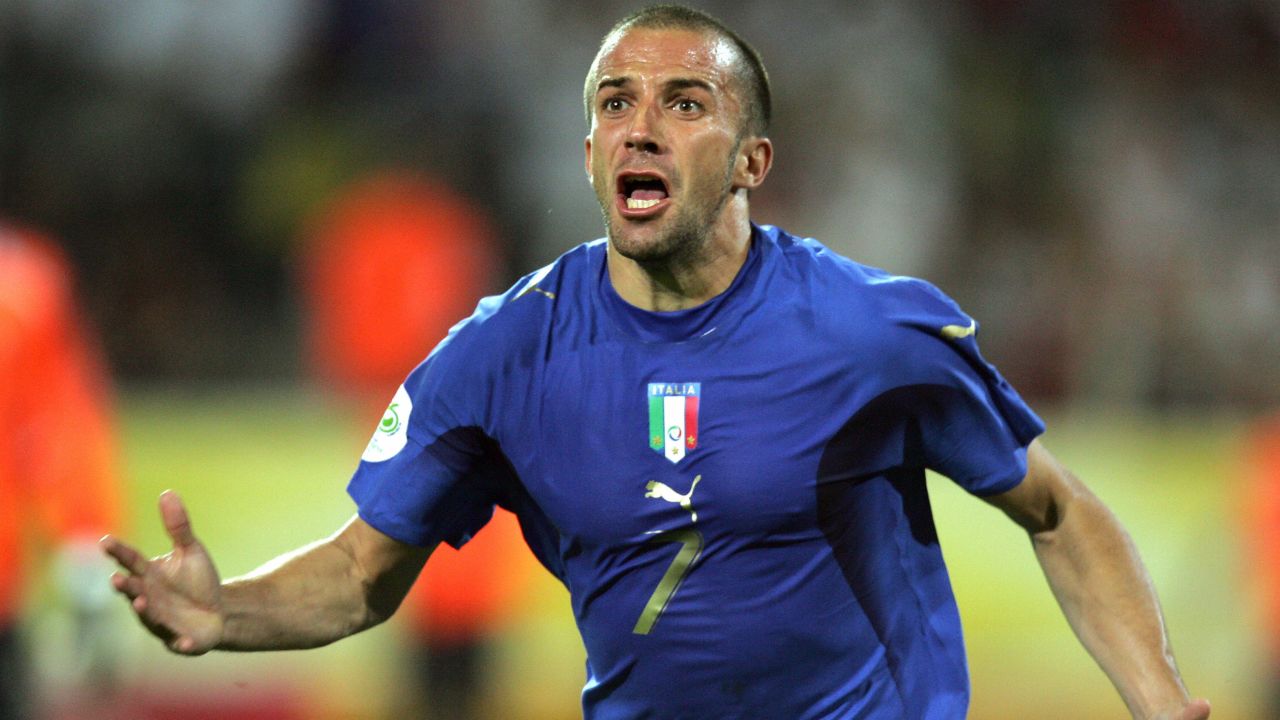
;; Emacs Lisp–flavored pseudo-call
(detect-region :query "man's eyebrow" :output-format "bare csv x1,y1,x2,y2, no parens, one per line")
594,76,716,95
595,76,631,95
663,77,715,94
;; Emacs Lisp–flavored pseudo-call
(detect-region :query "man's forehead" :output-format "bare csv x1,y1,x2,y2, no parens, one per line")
592,27,739,87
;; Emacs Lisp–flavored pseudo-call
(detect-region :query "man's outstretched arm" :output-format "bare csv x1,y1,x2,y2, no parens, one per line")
101,490,431,655
984,440,1210,720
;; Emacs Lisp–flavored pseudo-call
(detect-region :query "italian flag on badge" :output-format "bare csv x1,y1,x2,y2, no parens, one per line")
648,382,700,464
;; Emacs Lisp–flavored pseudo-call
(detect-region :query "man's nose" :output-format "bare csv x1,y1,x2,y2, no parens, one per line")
625,101,663,154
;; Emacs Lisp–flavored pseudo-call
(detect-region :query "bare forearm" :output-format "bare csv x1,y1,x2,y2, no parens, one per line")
1032,492,1188,718
217,538,383,651
105,499,427,657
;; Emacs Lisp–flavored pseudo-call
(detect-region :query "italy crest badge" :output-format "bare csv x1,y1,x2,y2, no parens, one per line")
648,383,700,464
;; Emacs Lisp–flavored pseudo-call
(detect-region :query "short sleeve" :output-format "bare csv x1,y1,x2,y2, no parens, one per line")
346,316,501,549
877,279,1045,496
913,344,1044,496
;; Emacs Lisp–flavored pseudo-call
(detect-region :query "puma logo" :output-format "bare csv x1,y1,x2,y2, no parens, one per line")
940,319,976,340
644,475,702,523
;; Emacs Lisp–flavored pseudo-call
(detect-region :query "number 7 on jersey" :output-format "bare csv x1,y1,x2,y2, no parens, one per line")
632,528,704,635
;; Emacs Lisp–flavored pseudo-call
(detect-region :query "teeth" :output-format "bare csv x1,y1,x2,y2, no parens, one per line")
626,198,661,209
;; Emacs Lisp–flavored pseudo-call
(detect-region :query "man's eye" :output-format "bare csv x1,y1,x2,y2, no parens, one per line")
602,98,627,112
674,99,702,114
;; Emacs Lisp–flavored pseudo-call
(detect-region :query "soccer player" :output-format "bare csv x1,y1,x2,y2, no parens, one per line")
103,6,1210,718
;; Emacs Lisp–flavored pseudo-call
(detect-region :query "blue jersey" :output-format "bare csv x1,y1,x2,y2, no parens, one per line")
348,224,1044,719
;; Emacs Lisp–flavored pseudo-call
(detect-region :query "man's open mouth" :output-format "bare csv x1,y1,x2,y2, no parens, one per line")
618,173,670,211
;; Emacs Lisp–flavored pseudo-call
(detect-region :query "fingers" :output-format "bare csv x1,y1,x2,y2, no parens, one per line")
170,636,200,655
100,535,148,576
159,490,199,549
108,571,167,640
110,572,145,599
1182,698,1211,720
102,491,217,658
133,599,178,645
1156,698,1212,720
111,573,203,656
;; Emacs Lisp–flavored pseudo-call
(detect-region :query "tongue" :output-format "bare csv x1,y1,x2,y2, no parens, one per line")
631,188,667,201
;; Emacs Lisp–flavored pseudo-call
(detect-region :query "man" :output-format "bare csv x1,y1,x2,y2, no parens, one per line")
103,6,1209,719
1244,414,1280,717
299,171,537,720
2,224,123,719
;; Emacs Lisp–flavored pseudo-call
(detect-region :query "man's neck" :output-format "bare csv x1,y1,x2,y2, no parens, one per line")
606,203,752,313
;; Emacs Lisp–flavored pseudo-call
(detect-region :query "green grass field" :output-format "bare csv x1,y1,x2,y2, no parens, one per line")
82,387,1264,719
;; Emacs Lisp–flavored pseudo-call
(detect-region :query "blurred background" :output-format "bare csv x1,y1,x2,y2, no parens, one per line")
0,0,1276,718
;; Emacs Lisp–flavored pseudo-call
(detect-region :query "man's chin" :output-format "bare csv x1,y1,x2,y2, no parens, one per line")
608,222,682,263
613,241,708,269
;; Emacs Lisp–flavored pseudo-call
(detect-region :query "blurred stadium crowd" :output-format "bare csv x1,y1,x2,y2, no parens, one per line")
1,0,1276,409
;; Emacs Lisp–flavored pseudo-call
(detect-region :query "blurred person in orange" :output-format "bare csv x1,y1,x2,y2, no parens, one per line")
299,172,534,720
0,224,124,719
1244,414,1280,716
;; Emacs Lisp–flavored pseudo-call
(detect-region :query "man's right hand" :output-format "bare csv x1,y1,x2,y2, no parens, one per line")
101,490,225,655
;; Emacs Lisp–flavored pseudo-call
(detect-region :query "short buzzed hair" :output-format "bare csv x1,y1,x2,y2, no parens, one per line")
583,4,772,137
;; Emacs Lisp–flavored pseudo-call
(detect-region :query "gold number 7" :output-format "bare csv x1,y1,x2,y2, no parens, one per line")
632,528,704,635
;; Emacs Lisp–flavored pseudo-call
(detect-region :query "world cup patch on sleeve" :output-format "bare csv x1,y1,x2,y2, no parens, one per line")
362,384,413,462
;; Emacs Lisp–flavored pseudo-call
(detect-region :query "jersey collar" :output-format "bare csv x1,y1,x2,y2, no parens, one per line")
597,224,768,344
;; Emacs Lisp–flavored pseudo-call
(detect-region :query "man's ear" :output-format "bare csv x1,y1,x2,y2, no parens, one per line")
733,136,773,190
584,136,593,182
